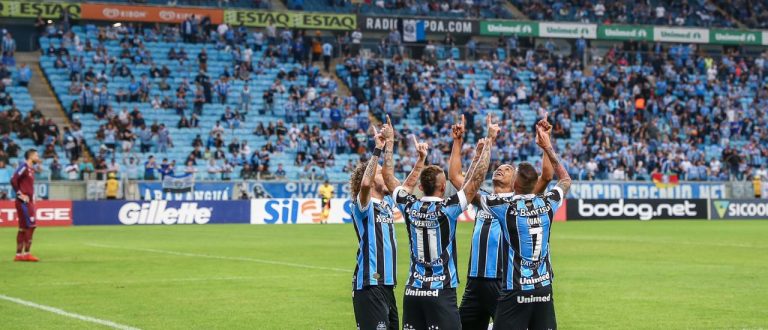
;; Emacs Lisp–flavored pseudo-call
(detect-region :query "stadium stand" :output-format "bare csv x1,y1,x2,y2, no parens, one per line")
93,0,272,9
337,43,768,181
0,32,70,185
24,1,768,184
285,0,514,19
508,0,735,28
715,0,768,28
40,23,361,182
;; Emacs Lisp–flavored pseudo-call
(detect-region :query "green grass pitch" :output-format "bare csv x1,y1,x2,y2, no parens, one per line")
1,221,767,329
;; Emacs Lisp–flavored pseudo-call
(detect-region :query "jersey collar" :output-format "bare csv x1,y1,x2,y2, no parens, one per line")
420,196,443,202
512,194,536,200
370,197,382,204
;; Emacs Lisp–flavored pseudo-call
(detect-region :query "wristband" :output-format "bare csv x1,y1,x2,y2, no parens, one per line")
373,148,383,157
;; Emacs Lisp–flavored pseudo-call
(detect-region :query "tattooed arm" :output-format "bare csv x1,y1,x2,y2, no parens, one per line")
448,115,466,189
462,138,491,203
359,127,385,207
536,122,571,194
462,115,498,202
380,116,401,193
402,136,428,193
534,119,554,194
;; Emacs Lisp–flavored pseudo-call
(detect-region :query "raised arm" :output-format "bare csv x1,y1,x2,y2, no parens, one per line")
380,116,401,192
402,135,428,193
359,126,385,207
462,115,498,202
536,120,572,194
534,119,554,194
448,115,466,189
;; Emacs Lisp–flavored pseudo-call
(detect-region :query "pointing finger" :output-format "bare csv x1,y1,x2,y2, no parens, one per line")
411,134,418,146
386,115,392,126
372,125,378,135
461,115,465,126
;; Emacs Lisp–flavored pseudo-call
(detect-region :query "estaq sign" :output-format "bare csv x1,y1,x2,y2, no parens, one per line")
0,1,80,19
225,10,355,30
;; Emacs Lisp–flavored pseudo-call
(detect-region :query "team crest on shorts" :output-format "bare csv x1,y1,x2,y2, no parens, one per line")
376,321,386,330
403,324,415,330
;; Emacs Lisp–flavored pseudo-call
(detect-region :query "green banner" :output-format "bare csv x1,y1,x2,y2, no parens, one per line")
709,29,761,45
598,25,653,41
0,1,80,19
653,27,709,43
479,21,538,36
225,10,355,30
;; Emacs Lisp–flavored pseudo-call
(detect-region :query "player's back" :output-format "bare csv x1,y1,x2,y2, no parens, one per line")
351,195,397,290
481,188,564,291
393,187,468,290
468,208,506,279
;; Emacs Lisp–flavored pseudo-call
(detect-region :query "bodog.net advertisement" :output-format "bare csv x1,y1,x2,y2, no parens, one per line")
566,199,708,221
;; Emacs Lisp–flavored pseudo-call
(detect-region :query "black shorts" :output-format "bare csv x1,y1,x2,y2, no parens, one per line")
322,198,331,209
402,287,460,330
353,285,399,330
459,278,502,329
494,286,556,330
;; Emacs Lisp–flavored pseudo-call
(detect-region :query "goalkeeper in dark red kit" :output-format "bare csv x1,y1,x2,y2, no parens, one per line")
11,149,40,262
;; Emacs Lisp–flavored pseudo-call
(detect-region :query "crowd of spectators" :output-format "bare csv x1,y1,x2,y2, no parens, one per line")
512,0,733,28
42,17,380,181
340,39,768,182
33,10,768,183
716,0,768,29
287,0,511,19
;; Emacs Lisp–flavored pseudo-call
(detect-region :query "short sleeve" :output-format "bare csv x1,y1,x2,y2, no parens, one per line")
392,186,416,213
544,186,564,212
480,194,509,221
356,193,370,212
441,190,469,220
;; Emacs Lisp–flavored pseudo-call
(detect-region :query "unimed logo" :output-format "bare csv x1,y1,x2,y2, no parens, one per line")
118,201,212,225
577,199,699,220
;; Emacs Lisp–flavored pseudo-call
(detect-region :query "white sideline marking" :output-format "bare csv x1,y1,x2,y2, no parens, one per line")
87,243,349,273
0,294,141,330
44,276,255,287
557,235,764,249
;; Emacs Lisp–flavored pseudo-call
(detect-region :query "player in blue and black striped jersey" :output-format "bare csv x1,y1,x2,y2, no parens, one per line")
447,116,554,330
382,116,497,330
350,124,399,330
479,120,572,330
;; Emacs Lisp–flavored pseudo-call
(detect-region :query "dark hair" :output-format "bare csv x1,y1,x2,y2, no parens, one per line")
24,149,37,160
349,162,368,199
420,165,445,196
515,162,538,194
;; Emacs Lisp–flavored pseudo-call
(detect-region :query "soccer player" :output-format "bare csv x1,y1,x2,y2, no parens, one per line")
350,125,400,330
382,116,497,330
448,116,554,329
479,121,572,330
318,179,334,224
11,149,41,262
